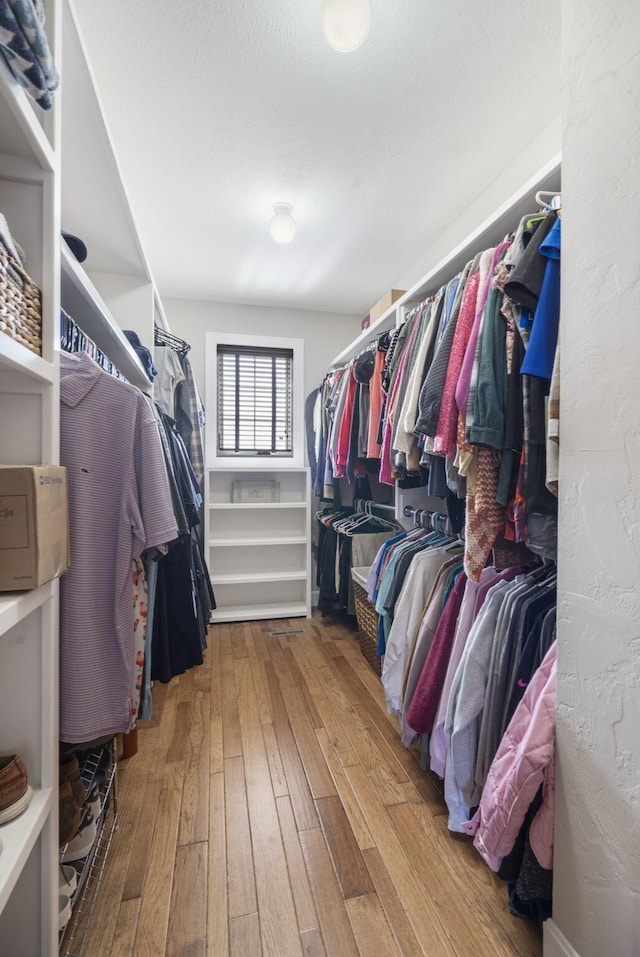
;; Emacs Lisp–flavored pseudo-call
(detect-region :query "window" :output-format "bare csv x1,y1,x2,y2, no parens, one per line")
217,343,294,456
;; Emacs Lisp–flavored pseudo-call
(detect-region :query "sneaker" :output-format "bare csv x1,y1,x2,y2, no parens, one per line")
0,754,31,825
60,808,97,863
59,864,77,898
84,783,102,824
59,893,72,933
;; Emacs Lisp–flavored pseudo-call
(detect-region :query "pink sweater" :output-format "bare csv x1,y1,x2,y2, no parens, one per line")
462,642,557,872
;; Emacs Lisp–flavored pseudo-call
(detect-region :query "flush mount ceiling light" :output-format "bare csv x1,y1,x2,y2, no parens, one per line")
322,0,371,52
270,203,297,244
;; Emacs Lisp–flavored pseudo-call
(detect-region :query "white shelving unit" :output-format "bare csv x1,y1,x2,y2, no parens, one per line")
206,468,312,622
0,0,179,950
0,0,61,951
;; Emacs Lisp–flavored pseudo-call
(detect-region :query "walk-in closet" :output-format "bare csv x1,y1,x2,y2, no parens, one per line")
0,2,637,956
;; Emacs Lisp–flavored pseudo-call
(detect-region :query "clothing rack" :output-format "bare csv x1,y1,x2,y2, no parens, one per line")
403,504,452,535
154,323,191,356
354,498,395,516
60,309,127,381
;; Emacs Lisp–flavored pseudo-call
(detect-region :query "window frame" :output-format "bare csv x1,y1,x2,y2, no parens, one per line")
216,342,294,458
206,331,305,469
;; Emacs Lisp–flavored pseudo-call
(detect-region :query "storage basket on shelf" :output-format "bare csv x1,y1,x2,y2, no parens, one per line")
231,479,280,503
351,566,382,676
0,243,42,356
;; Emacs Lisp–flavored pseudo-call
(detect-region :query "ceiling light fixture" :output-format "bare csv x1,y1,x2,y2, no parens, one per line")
321,0,371,53
270,203,297,244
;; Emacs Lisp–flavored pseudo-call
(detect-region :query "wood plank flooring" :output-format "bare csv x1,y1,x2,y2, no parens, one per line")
82,614,542,956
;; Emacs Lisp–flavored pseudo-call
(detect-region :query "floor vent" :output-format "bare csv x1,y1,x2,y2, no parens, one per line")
269,629,304,637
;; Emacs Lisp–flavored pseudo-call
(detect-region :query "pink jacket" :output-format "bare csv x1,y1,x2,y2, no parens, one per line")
462,642,557,871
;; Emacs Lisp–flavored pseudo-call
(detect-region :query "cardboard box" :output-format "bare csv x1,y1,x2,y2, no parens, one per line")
368,289,406,325
0,466,69,590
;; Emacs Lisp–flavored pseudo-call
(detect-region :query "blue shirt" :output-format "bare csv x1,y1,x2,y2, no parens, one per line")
520,218,561,379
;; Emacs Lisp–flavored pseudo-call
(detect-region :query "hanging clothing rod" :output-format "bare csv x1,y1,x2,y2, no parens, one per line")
354,499,395,515
403,504,452,535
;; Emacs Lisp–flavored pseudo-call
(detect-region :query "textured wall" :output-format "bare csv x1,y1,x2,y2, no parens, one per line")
550,2,640,955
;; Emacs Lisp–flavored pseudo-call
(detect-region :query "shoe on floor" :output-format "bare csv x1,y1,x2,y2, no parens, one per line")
0,754,30,824
59,893,72,933
59,863,77,898
60,808,97,863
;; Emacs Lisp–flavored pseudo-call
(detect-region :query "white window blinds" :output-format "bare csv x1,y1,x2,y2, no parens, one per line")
217,344,294,455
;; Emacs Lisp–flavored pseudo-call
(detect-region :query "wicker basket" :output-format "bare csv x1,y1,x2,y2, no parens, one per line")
0,243,42,356
352,577,382,676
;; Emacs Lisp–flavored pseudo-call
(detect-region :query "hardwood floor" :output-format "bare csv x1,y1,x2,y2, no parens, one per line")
82,614,542,956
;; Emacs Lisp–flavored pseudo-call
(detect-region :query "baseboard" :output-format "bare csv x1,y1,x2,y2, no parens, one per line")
544,921,582,957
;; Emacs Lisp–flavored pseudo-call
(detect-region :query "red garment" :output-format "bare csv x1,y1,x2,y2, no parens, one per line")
405,573,467,735
433,270,481,457
367,348,386,458
335,363,357,473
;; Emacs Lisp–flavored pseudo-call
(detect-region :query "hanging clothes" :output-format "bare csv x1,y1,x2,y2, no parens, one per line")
59,351,178,743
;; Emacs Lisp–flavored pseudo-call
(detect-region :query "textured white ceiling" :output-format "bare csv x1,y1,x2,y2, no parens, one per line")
72,0,560,316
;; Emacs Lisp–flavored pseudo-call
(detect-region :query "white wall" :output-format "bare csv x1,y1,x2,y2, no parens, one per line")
548,4,640,956
163,297,360,407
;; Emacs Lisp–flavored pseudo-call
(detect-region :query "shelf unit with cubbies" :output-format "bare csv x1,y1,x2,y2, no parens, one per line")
0,0,61,953
206,467,311,622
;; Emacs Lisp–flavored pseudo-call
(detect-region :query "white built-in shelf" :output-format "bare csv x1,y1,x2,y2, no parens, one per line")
0,787,53,913
209,502,307,510
0,56,55,172
211,570,308,585
206,466,311,621
209,535,308,548
62,0,152,280
210,602,309,623
0,333,55,384
0,581,55,641
330,153,562,368
60,242,152,390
